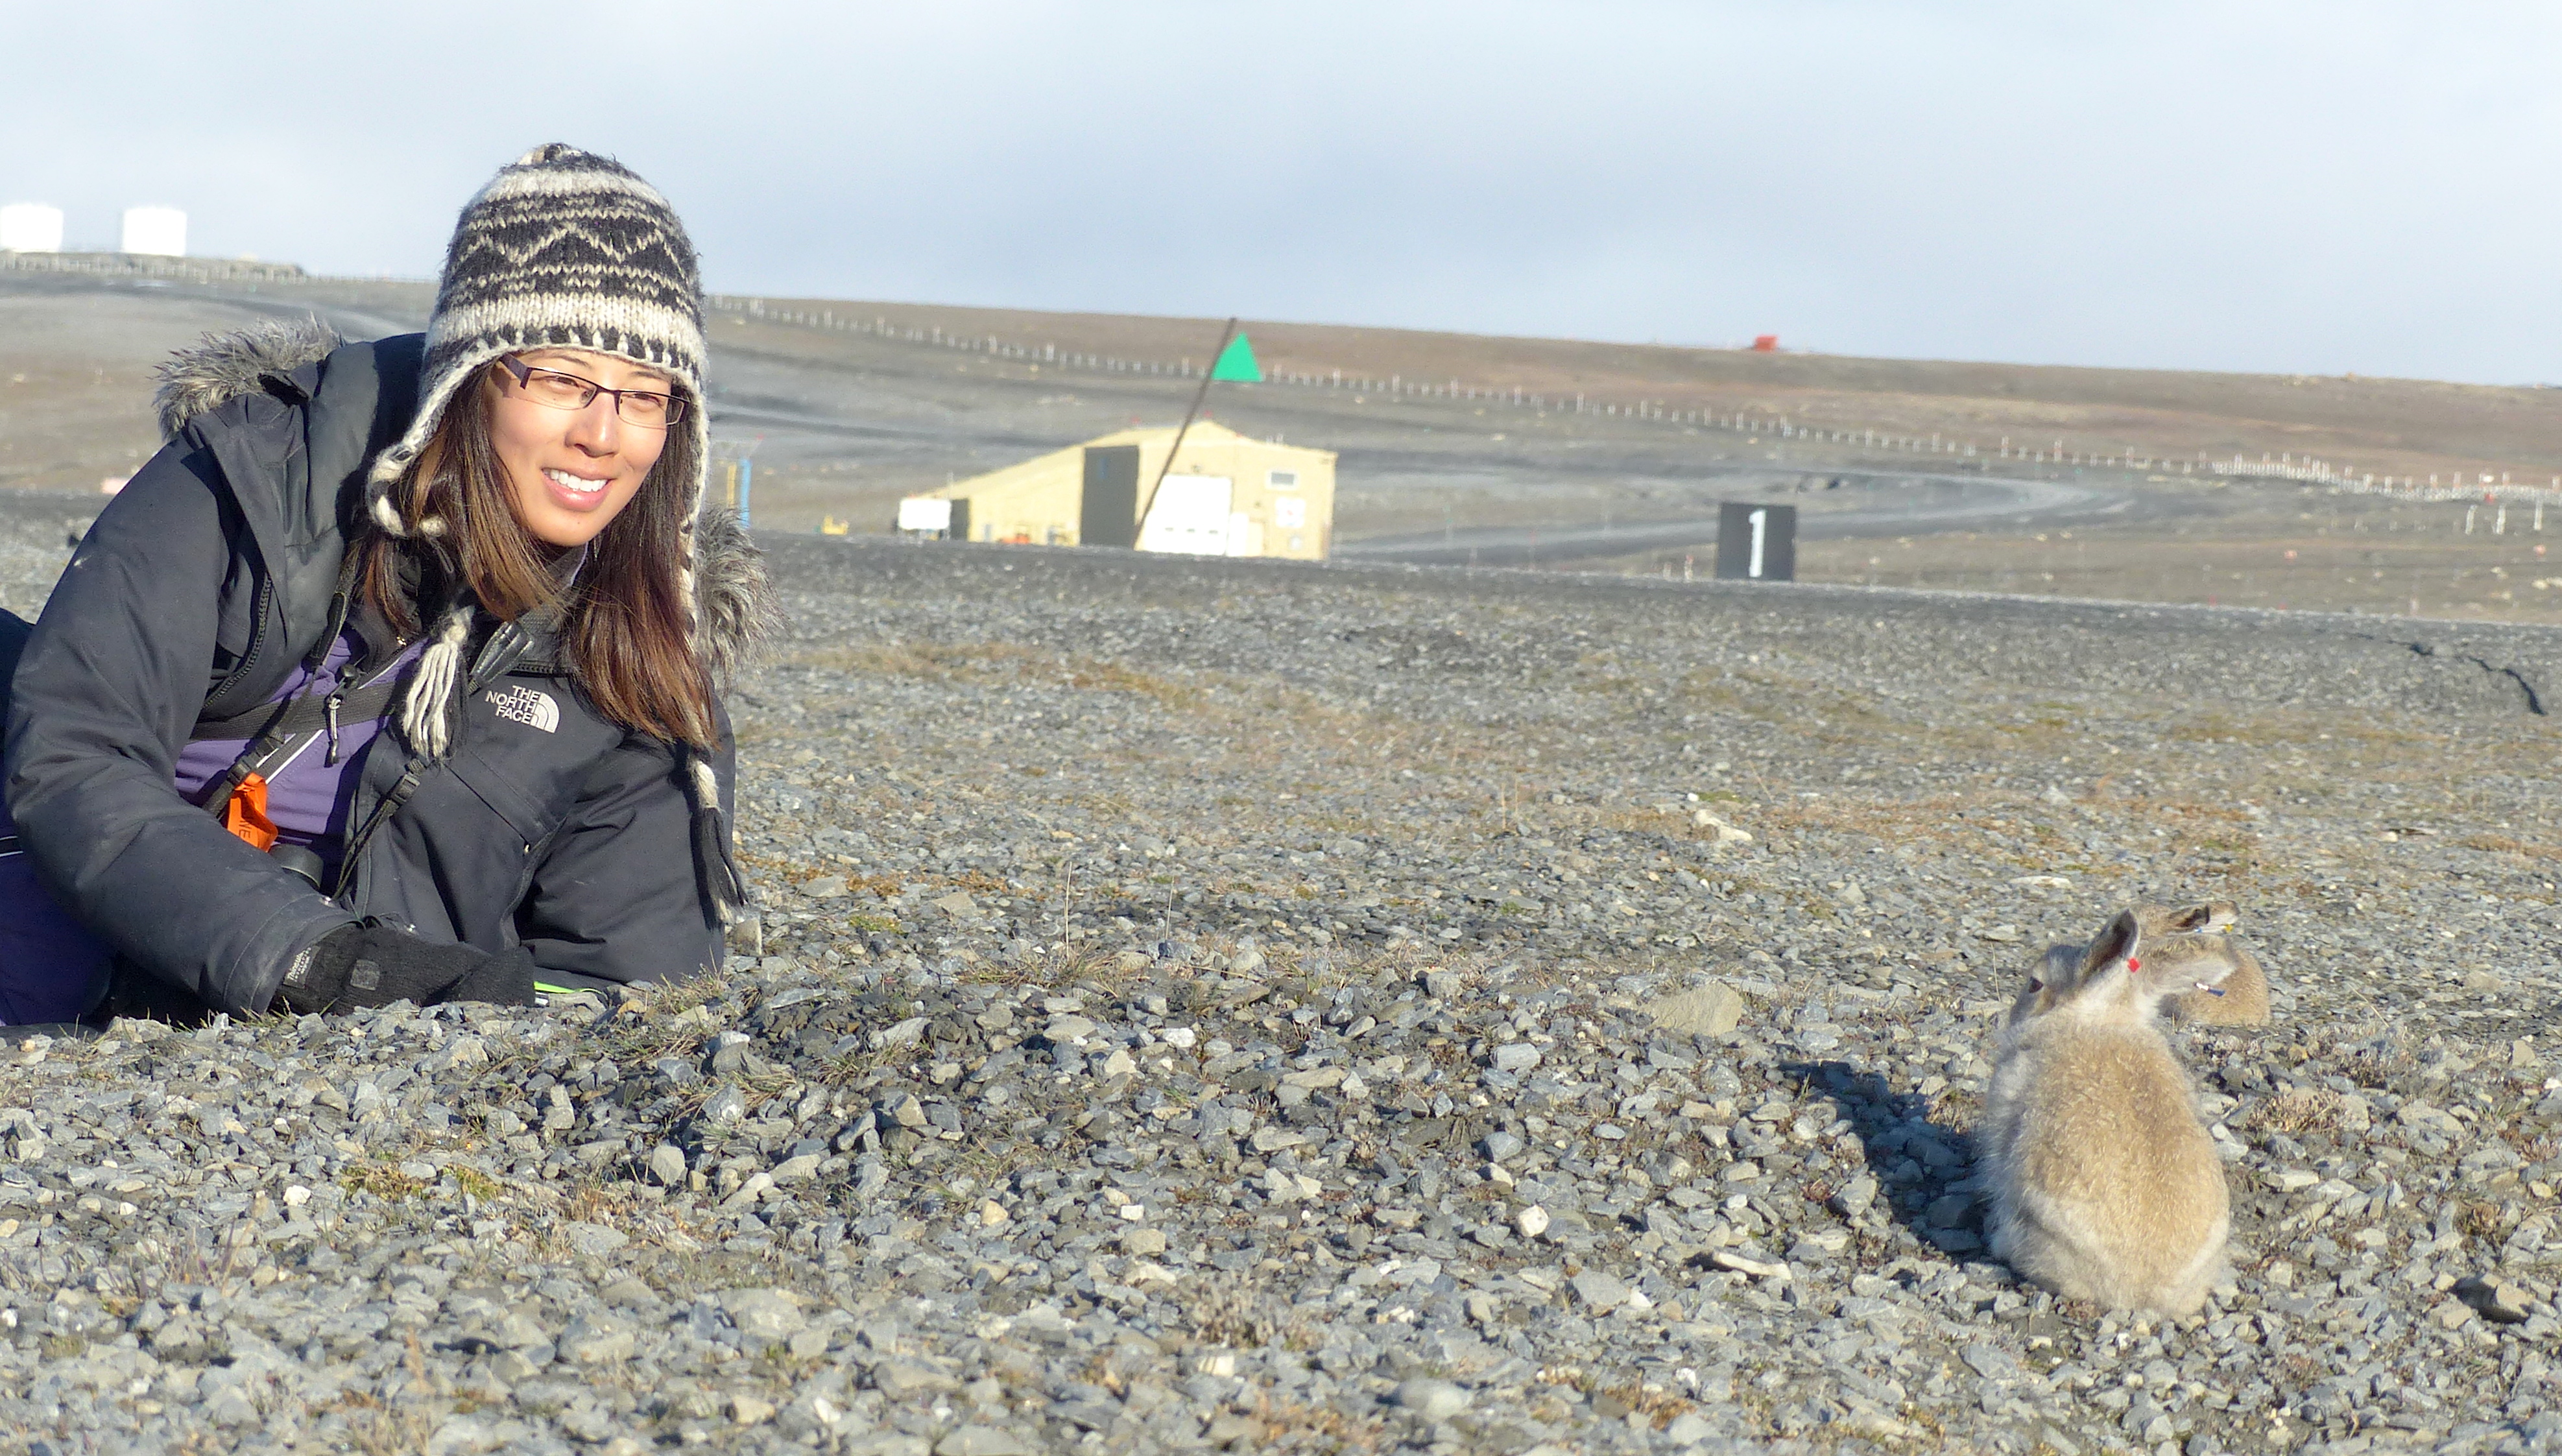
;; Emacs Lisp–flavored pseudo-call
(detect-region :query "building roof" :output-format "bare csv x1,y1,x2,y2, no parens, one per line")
926,420,1334,499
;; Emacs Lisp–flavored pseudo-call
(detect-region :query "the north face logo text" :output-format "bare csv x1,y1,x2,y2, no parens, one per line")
485,686,559,733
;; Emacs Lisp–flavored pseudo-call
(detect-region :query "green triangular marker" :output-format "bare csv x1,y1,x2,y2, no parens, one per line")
1209,332,1262,383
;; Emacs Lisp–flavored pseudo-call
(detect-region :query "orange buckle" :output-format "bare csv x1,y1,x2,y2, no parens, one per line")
222,772,279,852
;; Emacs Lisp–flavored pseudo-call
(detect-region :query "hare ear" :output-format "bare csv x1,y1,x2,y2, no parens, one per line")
2161,903,2213,932
2080,909,2141,977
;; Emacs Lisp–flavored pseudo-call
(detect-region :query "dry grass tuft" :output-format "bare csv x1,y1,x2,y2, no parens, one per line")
1243,1387,1388,1451
1177,1272,1308,1352
2341,1038,2417,1087
1593,1379,1700,1430
2456,1201,2505,1240
339,1162,427,1203
2249,1086,2343,1135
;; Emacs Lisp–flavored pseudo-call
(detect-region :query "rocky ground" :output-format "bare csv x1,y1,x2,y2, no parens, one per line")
0,497,2558,1455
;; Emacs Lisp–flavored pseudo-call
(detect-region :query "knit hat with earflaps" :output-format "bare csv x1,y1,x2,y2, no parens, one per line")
368,143,708,547
370,143,749,921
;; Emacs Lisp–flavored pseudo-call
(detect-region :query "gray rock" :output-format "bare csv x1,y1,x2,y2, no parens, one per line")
1569,1271,1631,1311
876,1360,963,1397
2458,1274,2533,1323
562,1221,629,1256
556,1316,635,1365
1960,1344,2022,1382
701,1084,748,1124
723,1287,809,1341
1828,1175,1878,1219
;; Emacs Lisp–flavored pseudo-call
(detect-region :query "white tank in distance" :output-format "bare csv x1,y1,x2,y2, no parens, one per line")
0,203,65,253
121,206,186,257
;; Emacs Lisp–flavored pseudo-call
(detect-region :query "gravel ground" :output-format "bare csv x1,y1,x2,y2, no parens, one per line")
0,501,2557,1455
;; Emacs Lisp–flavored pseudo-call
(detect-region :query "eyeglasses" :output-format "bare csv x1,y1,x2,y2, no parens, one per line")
494,356,689,427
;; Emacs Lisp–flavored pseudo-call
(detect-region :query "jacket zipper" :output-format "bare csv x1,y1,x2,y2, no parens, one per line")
200,573,278,717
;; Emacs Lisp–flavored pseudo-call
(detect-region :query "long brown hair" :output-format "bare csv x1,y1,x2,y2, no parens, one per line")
356,364,715,746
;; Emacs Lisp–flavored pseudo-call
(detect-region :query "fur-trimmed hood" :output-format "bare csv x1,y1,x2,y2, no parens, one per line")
154,316,346,438
150,318,777,680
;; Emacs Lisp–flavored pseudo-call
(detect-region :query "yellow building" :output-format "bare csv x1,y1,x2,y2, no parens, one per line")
907,422,1336,560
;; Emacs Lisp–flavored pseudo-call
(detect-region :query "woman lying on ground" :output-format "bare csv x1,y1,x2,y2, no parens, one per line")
1,144,774,1022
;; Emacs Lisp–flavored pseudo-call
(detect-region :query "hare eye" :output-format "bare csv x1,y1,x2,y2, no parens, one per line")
2026,979,2043,993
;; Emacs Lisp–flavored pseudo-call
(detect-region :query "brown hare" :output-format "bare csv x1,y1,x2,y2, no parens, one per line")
1982,910,2237,1317
2024,901,2271,1027
2141,902,2271,1026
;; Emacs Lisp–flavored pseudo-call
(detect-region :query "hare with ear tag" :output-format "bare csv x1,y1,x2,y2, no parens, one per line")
1981,909,2238,1316
2144,902,2272,1026
2022,901,2271,1027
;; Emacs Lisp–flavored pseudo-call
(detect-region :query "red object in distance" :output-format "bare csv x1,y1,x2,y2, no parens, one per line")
1751,335,1778,352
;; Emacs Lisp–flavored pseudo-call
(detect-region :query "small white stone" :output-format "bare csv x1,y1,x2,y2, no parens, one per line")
1515,1205,1550,1239
1710,1249,1790,1280
1392,1378,1471,1421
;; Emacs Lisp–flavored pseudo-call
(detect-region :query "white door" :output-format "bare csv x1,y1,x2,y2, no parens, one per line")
1136,475,1233,555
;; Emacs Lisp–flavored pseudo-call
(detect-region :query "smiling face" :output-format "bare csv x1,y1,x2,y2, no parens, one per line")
483,348,675,550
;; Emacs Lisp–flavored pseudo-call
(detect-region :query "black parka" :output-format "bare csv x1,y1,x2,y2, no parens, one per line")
2,323,756,1014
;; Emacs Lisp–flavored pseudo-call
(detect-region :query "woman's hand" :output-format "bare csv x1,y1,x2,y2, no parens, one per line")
277,922,536,1013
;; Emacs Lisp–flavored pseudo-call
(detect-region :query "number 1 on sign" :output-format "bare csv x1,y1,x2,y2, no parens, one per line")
1747,508,1767,579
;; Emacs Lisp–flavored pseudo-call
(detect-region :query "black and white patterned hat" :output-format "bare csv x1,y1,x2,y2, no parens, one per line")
368,142,707,541
372,144,713,759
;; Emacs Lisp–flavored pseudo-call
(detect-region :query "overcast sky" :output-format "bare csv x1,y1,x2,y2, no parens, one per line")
6,3,2557,383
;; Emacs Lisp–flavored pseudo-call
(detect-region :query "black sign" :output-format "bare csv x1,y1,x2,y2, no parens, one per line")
1715,503,1796,581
